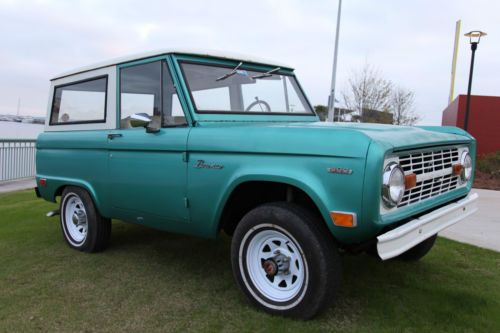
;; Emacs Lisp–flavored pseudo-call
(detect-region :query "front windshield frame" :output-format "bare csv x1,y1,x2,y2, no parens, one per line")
178,60,316,116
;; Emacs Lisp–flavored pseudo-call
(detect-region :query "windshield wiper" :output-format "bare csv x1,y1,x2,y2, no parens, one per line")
215,62,243,81
251,67,281,79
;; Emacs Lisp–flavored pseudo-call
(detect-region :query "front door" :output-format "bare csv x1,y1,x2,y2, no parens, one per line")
108,59,190,228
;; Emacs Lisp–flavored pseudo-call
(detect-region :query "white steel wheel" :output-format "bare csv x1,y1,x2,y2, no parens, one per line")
243,227,307,305
231,203,342,319
62,192,88,245
60,186,112,253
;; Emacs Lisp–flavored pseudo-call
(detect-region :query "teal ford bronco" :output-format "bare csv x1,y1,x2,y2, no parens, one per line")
36,50,478,319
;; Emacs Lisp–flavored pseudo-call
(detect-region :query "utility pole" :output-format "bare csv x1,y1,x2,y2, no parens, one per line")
17,97,21,116
327,0,342,122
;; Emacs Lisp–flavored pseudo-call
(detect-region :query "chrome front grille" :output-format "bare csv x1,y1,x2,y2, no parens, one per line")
397,147,461,208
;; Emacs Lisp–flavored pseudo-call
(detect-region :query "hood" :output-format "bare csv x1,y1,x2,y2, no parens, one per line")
314,122,472,151
189,121,472,158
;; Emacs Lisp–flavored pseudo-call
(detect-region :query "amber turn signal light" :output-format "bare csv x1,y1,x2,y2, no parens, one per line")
330,212,356,228
452,164,463,176
405,173,417,190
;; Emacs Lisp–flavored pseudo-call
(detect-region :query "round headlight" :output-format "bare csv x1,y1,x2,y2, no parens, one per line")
382,162,405,208
460,151,472,182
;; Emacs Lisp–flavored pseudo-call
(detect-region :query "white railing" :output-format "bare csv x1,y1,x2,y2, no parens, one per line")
0,139,37,181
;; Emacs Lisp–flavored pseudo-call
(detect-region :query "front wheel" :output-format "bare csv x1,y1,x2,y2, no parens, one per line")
231,202,341,319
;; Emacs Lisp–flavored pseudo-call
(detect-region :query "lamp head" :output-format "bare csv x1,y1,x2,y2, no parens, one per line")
464,30,487,44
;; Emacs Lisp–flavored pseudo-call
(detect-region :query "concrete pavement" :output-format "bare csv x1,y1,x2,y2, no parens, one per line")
0,178,36,194
440,188,500,252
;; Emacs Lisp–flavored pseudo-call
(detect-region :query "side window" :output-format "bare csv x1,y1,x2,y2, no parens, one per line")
162,62,187,126
50,76,107,125
120,61,161,129
120,61,186,129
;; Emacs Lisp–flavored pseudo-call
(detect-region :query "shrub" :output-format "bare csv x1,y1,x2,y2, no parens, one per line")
477,151,500,178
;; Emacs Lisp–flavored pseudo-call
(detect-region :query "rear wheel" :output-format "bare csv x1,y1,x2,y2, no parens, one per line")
60,186,111,253
395,235,437,261
231,202,341,319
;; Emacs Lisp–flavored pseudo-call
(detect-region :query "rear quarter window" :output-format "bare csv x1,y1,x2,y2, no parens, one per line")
50,76,108,125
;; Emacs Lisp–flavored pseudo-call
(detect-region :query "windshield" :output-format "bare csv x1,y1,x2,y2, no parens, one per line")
180,62,314,115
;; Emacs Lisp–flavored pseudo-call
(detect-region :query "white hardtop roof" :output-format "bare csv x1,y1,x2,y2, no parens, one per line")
51,48,293,80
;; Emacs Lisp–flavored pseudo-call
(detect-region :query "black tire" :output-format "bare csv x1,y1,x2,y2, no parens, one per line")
231,202,341,320
395,235,437,261
60,186,111,253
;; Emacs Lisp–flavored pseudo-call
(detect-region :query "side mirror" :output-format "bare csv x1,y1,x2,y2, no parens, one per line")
146,125,160,133
129,113,151,128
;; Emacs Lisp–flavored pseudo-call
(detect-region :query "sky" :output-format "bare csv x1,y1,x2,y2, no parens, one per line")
0,0,498,125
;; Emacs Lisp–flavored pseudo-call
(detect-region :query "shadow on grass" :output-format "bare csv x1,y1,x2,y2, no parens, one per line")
1,191,498,332
102,221,499,331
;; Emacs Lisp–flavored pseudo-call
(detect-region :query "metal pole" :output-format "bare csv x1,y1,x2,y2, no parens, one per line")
327,0,342,122
448,20,461,104
464,42,477,131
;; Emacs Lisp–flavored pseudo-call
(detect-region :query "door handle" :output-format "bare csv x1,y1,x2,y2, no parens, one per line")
107,133,123,140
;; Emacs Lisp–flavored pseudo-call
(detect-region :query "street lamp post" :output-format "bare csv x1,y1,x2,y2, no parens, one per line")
463,30,486,131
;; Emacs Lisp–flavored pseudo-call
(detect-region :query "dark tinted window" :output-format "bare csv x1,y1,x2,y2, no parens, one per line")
50,76,107,125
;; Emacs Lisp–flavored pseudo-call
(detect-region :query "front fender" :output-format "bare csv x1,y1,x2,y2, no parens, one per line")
186,152,367,242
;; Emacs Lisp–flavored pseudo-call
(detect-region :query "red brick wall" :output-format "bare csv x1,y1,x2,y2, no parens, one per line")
442,95,500,156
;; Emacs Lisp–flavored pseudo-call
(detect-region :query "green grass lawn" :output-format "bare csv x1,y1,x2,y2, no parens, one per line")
1,190,499,332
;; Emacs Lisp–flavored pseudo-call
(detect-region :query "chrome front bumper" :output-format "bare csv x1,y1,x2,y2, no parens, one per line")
377,192,479,260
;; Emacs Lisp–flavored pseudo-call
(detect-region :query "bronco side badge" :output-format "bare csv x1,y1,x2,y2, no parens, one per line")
195,160,224,170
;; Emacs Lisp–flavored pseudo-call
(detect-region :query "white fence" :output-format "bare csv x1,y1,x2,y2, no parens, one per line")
0,140,36,181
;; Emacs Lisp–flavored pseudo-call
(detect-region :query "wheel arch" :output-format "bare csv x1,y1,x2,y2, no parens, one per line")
39,177,103,212
216,174,334,238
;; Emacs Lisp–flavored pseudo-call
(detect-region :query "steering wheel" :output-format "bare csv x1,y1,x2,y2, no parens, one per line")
245,99,271,112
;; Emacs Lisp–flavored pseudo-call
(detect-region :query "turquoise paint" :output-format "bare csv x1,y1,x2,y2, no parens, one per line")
107,127,190,226
185,136,368,239
37,52,475,245
36,130,111,213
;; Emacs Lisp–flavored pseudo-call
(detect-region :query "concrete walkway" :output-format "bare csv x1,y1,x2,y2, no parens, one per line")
0,178,36,193
440,188,500,252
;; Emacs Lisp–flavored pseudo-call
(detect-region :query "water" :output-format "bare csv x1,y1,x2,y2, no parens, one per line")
0,121,44,139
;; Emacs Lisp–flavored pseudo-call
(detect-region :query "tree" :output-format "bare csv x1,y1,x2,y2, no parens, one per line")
342,63,393,122
391,86,420,125
339,63,420,125
314,105,348,122
314,105,328,121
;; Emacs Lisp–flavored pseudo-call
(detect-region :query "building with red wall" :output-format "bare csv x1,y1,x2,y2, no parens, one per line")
442,95,500,156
